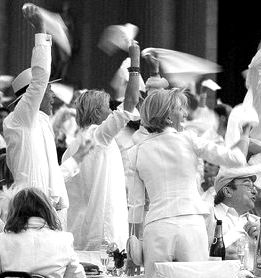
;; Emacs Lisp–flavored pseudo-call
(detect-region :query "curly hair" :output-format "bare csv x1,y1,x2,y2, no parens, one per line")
4,187,61,233
75,89,110,128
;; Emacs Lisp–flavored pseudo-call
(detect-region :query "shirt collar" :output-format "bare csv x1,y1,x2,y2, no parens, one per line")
162,126,178,134
219,203,239,218
39,110,50,120
27,217,47,229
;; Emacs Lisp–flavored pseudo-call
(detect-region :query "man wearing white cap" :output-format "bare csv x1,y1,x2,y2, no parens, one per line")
206,165,260,265
2,4,87,220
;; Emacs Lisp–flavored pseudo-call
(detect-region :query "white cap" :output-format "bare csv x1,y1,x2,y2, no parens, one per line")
201,79,221,91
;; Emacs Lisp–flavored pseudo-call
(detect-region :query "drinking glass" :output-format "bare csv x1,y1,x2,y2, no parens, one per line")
236,237,247,270
100,244,109,274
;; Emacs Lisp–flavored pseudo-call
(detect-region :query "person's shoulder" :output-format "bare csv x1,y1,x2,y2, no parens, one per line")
3,112,14,125
55,230,74,240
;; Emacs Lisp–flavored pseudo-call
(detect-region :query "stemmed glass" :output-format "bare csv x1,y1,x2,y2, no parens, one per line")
100,244,109,274
237,236,247,270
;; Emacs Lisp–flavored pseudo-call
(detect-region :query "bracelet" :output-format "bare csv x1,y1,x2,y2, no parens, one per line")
129,71,140,76
128,67,140,73
150,72,160,77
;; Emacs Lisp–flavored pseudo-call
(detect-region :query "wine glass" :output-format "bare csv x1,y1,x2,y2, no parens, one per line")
100,244,109,274
236,237,247,270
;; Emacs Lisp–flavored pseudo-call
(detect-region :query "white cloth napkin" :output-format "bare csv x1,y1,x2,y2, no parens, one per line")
225,104,259,148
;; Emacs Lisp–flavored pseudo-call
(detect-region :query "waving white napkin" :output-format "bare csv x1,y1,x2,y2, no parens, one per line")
141,48,221,90
225,104,259,148
110,57,145,101
98,23,139,55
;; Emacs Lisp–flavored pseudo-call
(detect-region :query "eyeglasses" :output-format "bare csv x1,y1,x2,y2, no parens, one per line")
234,180,257,192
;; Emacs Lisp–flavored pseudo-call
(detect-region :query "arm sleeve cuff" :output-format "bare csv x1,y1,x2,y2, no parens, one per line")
117,103,140,121
35,33,52,46
60,157,80,183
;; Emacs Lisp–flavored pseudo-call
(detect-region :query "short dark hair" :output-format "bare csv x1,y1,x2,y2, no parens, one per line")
214,180,237,205
4,187,61,233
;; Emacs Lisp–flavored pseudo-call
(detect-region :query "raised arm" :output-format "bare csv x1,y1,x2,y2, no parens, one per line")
13,4,51,126
124,41,140,112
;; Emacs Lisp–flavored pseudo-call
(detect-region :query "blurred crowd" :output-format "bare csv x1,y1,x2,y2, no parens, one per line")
0,3,261,278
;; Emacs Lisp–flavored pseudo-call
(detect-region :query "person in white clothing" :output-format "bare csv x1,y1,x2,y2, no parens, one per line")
62,41,140,251
3,4,80,214
205,166,260,269
127,88,251,278
0,187,85,278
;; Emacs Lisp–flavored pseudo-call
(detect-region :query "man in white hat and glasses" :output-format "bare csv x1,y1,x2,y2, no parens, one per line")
206,165,260,267
3,4,91,227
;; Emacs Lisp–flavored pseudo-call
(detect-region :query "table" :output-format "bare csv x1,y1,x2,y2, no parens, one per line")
76,251,144,278
154,260,241,278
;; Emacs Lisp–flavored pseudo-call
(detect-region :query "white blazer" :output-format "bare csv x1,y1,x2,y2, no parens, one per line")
0,217,85,278
128,127,246,225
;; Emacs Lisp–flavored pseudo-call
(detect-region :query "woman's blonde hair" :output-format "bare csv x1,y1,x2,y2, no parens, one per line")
140,88,187,133
75,89,110,128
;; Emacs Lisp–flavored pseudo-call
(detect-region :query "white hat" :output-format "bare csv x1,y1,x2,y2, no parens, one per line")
9,68,61,107
214,164,261,193
12,68,32,95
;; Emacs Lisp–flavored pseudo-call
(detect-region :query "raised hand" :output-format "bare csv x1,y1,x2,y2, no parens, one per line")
22,3,45,33
72,138,94,164
144,52,160,74
129,40,140,67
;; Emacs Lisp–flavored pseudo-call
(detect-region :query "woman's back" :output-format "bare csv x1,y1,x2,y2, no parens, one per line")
0,217,85,278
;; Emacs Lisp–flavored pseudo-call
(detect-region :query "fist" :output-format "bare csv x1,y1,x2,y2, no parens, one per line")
129,41,140,66
22,3,44,31
244,221,259,240
144,53,159,72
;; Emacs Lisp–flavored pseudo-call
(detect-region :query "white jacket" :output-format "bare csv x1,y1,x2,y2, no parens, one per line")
0,217,85,278
128,127,246,225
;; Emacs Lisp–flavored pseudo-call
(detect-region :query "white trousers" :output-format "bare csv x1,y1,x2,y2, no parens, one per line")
143,215,209,278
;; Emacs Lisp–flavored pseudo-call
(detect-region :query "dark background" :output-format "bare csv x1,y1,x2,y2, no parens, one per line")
1,0,261,107
217,0,261,106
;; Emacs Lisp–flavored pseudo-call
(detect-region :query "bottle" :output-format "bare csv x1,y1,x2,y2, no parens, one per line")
209,219,226,260
253,219,261,276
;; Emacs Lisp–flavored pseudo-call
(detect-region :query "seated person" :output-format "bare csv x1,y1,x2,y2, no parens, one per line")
206,165,260,268
0,187,85,278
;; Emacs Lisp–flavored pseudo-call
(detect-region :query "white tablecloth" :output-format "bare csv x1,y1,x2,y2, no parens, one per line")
154,260,240,278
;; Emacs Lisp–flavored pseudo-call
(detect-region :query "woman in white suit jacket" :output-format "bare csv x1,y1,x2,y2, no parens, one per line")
127,88,251,278
0,187,85,278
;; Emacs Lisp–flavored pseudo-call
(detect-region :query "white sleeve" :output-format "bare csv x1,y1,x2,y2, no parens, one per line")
60,157,80,183
127,146,145,224
94,106,140,146
64,234,86,278
187,131,246,167
12,33,52,126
